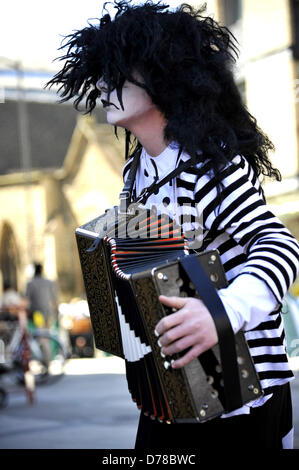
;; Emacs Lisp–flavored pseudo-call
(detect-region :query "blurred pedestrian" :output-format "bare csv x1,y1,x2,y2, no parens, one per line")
0,281,23,321
26,263,58,329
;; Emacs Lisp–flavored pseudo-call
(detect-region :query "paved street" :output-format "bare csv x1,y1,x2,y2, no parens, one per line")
0,355,299,449
0,355,139,449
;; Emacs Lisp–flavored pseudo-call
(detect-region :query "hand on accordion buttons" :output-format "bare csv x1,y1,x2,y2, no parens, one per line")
155,295,218,369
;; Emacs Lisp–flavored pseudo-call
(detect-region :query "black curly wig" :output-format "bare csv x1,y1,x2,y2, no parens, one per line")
46,0,280,182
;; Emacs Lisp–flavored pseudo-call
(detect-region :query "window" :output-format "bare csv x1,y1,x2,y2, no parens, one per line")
222,0,242,26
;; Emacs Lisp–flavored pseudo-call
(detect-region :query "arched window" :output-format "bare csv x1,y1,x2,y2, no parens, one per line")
0,223,19,291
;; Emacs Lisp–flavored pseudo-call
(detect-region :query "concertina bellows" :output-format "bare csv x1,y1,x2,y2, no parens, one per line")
75,202,263,424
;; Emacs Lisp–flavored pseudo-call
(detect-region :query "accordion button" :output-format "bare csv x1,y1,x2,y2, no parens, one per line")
164,361,171,370
248,384,259,395
210,273,219,283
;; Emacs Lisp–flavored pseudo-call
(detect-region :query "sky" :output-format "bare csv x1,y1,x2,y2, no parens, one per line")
0,0,183,71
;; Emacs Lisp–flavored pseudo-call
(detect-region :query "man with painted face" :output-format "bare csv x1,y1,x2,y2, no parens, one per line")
47,1,299,449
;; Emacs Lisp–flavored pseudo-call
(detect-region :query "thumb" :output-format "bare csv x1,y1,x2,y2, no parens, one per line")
159,295,188,310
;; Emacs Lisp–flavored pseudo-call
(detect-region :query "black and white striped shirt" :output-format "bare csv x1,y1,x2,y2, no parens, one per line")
123,143,299,406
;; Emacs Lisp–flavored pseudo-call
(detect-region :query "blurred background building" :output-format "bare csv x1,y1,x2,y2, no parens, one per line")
0,0,299,302
0,67,125,300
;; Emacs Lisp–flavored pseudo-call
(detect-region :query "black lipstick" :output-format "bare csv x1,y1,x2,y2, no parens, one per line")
101,99,120,110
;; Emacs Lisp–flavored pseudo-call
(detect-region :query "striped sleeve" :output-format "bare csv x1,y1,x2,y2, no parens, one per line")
195,155,299,304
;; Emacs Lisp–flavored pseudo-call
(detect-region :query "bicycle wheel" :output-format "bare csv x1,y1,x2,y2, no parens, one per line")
29,332,66,385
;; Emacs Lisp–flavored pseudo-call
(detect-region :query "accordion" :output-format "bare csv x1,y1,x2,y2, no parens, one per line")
75,205,263,423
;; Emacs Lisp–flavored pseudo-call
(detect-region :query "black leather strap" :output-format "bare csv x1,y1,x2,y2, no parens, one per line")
179,255,243,412
119,147,195,212
119,148,142,213
135,157,194,206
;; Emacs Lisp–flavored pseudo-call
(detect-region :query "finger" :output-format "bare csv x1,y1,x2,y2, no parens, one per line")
158,323,189,348
161,332,198,355
159,295,188,311
155,308,186,336
171,344,204,369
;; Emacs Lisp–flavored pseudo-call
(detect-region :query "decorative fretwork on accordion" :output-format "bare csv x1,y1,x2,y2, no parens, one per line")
76,206,263,423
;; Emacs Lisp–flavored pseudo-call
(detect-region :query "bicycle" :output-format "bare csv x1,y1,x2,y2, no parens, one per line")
0,305,67,407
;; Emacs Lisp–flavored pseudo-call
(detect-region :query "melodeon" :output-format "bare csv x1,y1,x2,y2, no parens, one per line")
75,205,263,423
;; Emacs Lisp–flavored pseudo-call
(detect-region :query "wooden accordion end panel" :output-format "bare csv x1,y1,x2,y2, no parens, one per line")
76,233,124,358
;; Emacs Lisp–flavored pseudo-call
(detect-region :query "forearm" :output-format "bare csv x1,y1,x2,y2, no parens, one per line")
218,274,280,333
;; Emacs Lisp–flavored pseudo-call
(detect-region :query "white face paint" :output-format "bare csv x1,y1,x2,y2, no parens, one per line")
96,77,155,128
